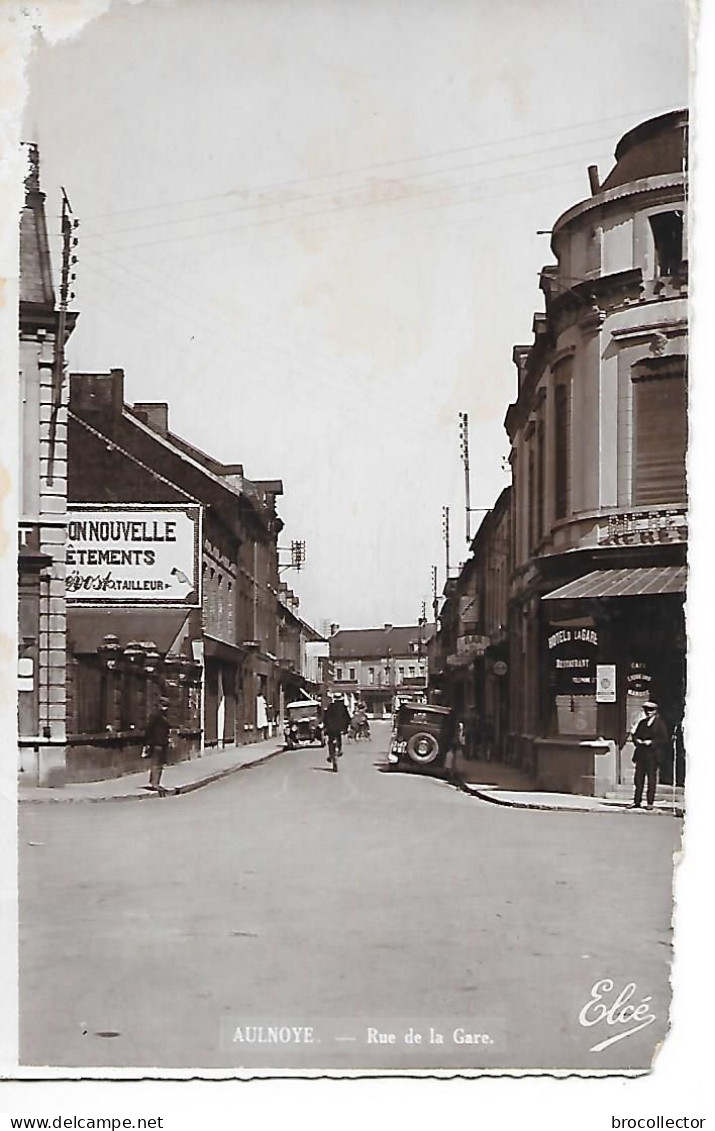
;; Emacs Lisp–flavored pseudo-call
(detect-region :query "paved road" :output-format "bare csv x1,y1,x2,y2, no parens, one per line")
19,723,680,1071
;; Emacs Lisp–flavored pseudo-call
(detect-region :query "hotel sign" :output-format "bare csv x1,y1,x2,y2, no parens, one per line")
598,509,687,547
66,505,201,606
548,626,598,696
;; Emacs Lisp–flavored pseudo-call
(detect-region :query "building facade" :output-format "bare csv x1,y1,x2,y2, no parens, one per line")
504,109,687,795
65,369,284,779
428,488,511,759
18,147,78,786
329,623,433,717
277,589,327,712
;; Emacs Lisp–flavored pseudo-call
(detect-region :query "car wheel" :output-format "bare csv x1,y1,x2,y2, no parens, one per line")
406,731,440,765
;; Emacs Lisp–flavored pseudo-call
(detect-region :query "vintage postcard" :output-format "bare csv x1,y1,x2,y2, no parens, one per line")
0,0,710,1096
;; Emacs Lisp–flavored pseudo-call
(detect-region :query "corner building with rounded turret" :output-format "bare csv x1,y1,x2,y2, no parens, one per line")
505,110,687,797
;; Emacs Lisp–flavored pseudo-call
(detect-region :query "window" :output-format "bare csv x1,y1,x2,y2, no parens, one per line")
336,666,343,681
398,666,405,681
554,382,570,520
649,211,684,277
409,666,416,678
349,667,356,681
510,454,518,565
528,443,536,551
368,667,375,685
632,362,687,505
536,419,545,543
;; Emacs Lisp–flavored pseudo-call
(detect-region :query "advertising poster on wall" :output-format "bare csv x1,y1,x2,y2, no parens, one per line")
66,505,201,606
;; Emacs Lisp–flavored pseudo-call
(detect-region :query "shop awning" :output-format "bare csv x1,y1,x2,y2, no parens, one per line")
544,566,687,601
67,608,190,654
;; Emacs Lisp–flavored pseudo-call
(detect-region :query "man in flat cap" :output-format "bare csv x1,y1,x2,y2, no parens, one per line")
631,701,669,810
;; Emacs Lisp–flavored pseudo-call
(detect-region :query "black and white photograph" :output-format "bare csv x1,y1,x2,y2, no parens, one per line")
1,0,712,1103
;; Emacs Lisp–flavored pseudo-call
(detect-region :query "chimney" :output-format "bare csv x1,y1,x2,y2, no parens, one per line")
70,368,125,422
330,623,340,636
384,623,393,631
132,402,169,434
587,164,600,194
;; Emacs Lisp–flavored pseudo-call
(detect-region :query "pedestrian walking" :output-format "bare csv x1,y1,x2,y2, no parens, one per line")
256,692,269,740
143,698,171,792
631,700,669,809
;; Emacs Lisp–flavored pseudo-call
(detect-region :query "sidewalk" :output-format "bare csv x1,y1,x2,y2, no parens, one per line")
18,736,288,803
453,755,684,817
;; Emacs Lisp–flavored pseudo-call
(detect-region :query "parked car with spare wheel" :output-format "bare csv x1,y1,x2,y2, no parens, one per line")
388,702,453,772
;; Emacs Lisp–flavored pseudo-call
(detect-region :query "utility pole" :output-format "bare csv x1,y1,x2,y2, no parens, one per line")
459,411,471,544
442,505,451,586
431,565,439,623
47,188,78,485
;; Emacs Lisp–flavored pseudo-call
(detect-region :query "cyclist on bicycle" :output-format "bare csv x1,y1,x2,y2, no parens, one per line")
351,704,370,740
323,694,351,762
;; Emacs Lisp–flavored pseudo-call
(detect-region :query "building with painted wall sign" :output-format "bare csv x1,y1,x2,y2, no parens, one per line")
65,368,284,781
66,507,201,602
503,109,687,797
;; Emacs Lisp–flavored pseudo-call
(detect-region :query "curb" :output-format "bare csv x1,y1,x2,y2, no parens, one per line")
18,745,288,805
453,776,684,818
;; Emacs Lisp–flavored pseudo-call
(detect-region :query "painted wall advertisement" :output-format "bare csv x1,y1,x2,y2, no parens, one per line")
66,505,201,605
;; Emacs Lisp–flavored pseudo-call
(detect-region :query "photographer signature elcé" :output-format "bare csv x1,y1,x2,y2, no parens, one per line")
579,979,657,1052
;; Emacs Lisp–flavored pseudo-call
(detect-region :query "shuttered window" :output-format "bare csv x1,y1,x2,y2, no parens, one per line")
554,383,570,519
528,444,536,551
536,419,545,543
632,365,687,505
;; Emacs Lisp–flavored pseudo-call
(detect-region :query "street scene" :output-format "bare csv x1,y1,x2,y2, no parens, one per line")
20,723,678,1072
13,0,688,1075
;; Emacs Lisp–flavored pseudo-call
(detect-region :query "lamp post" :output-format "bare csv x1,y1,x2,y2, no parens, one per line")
97,634,122,733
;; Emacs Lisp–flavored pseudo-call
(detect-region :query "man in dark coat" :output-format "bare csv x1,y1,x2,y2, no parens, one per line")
323,695,351,760
144,698,171,791
631,701,669,809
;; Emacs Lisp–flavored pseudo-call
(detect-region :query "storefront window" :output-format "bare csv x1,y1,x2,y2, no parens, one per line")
548,623,598,736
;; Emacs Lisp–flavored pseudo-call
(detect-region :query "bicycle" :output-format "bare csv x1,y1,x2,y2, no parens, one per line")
327,732,342,772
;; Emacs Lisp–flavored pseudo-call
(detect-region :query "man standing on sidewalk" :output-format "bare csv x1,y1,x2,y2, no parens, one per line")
631,701,669,810
144,698,171,793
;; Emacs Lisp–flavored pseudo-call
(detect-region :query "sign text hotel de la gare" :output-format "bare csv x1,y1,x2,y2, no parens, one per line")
65,505,201,606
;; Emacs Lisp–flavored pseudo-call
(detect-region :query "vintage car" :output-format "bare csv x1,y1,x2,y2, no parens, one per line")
284,700,325,749
388,701,453,771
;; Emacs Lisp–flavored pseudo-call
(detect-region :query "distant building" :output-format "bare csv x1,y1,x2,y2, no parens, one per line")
277,588,327,712
65,369,284,779
504,109,687,796
329,623,433,718
18,147,78,786
428,488,511,759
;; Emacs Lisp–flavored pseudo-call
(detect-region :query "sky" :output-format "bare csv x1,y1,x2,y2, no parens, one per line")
22,0,689,632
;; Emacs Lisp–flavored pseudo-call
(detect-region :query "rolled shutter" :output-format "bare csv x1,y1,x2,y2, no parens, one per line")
633,365,687,506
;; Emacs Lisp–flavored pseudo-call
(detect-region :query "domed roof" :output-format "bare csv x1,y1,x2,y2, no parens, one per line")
599,109,687,191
